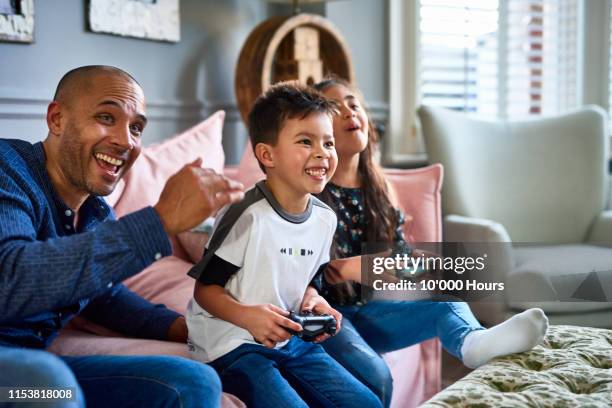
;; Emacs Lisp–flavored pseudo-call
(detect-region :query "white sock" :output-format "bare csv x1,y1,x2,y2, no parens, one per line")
460,308,548,369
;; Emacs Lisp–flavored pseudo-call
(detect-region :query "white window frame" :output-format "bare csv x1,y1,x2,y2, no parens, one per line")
387,0,612,166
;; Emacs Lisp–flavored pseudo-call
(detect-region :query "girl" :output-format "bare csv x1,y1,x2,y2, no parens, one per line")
310,77,549,407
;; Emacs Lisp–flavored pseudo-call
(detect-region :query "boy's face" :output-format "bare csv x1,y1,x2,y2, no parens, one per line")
264,112,337,196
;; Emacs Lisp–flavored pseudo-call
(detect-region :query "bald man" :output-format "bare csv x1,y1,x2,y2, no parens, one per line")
0,66,244,407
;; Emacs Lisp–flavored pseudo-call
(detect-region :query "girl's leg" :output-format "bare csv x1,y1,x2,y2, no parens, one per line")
349,300,482,358
349,300,548,368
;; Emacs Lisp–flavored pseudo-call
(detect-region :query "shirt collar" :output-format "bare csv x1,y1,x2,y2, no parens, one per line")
256,181,313,224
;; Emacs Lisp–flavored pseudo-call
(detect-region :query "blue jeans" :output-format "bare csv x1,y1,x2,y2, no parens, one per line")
0,345,222,408
0,346,84,408
209,336,382,408
321,301,483,407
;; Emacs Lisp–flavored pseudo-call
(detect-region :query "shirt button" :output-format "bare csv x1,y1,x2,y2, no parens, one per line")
107,281,113,288
65,210,72,216
64,225,71,230
154,253,162,260
37,331,42,337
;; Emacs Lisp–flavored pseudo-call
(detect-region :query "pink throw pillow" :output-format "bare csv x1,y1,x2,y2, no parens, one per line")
113,110,226,218
384,164,443,243
235,141,265,189
123,256,195,315
177,231,210,264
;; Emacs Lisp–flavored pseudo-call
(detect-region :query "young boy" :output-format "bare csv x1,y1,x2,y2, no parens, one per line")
186,83,382,408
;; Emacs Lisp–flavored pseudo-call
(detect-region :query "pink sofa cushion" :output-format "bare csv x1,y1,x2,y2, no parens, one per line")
177,231,210,264
112,110,226,218
236,141,265,189
123,256,194,315
385,165,444,244
110,110,226,259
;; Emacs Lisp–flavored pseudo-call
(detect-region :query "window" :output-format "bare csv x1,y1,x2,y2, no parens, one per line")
419,0,578,119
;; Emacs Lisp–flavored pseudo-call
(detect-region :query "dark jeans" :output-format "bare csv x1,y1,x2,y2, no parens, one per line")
0,345,222,408
322,300,483,407
209,336,382,408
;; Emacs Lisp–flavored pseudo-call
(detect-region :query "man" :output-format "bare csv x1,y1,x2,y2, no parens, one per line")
0,66,244,407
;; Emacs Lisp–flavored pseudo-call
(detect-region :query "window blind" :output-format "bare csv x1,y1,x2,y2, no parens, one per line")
419,0,578,118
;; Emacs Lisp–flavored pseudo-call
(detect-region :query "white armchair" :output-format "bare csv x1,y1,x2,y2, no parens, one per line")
418,105,612,328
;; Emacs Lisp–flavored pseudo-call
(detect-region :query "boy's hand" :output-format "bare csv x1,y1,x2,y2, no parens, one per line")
243,304,303,348
300,288,342,343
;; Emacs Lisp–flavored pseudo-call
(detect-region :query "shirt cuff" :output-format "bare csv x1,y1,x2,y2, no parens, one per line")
119,206,172,268
146,307,182,341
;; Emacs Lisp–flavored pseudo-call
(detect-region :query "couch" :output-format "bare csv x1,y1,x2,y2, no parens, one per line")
49,111,443,407
418,105,612,328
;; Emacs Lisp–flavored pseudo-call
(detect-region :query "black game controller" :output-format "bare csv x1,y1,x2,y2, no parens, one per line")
288,311,337,342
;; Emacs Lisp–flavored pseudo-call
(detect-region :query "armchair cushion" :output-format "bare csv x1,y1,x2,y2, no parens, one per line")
507,244,612,313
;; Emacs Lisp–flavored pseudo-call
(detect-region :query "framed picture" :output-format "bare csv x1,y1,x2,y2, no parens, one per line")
88,0,180,42
0,0,34,43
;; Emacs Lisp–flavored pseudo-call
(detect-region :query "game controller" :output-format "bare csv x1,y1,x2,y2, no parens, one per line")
288,311,337,342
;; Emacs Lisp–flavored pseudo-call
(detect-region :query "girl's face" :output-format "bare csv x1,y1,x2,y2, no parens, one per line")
322,84,369,159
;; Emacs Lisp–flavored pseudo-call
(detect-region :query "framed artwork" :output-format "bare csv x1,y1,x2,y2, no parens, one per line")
0,0,34,43
88,0,180,42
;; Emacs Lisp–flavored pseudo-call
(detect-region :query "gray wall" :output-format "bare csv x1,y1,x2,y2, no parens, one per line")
0,0,389,164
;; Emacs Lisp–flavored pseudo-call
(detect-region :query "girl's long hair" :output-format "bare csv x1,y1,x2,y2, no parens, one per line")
313,77,399,250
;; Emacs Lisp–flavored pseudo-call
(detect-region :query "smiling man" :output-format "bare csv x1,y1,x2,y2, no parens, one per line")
0,66,244,408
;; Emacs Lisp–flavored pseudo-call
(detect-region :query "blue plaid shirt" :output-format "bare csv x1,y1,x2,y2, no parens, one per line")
0,139,178,348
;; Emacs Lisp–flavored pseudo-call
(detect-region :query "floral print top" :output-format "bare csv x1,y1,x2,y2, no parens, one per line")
317,182,409,305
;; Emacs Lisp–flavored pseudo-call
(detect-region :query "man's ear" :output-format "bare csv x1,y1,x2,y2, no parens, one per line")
254,143,275,170
46,101,64,136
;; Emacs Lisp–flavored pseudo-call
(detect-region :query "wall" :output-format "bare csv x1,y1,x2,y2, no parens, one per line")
0,0,389,164
326,0,388,124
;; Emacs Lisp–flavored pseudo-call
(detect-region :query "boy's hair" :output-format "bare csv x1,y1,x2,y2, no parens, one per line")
247,81,338,172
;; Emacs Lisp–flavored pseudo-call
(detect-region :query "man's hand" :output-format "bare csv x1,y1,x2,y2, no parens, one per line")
167,316,188,343
242,304,303,348
154,158,244,236
300,286,342,343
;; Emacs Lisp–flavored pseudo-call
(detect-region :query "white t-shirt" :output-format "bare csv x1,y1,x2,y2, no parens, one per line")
186,181,337,362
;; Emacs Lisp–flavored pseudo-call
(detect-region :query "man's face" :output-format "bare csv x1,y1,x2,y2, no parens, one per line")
268,112,338,197
57,74,147,197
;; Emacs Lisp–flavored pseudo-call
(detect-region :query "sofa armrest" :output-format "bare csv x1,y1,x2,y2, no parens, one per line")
587,210,612,247
444,214,514,268
444,215,512,243
444,215,514,325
